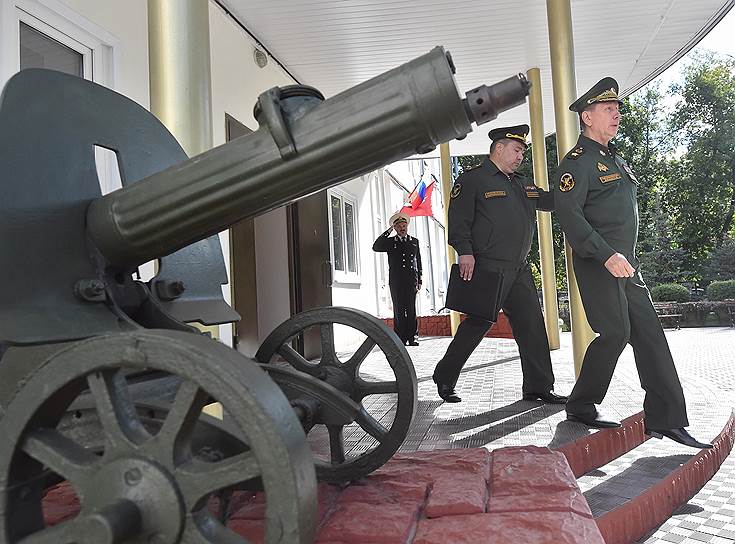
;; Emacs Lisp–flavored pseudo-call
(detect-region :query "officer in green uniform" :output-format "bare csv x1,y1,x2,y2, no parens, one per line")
554,78,711,449
432,125,567,405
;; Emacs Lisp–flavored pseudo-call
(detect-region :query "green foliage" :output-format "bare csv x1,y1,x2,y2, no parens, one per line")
704,237,735,282
665,53,735,279
651,283,691,302
456,154,483,173
706,280,735,301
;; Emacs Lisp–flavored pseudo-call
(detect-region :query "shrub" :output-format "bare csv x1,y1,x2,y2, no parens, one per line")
650,283,690,302
706,280,735,301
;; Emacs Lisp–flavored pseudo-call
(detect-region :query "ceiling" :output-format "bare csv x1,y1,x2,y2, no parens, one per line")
218,0,734,156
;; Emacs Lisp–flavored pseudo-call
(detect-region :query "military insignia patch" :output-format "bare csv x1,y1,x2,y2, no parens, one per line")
450,183,461,198
599,173,622,183
597,162,609,172
484,190,506,199
559,173,575,192
568,147,585,160
524,185,540,198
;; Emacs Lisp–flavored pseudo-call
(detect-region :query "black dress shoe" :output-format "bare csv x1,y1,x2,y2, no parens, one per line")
646,427,713,449
567,411,621,428
432,376,461,403
523,391,568,404
407,339,419,346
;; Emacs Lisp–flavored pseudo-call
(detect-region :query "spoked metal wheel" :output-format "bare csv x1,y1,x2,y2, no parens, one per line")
255,307,417,483
0,330,317,544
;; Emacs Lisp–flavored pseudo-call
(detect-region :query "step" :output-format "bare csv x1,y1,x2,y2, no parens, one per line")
579,412,735,544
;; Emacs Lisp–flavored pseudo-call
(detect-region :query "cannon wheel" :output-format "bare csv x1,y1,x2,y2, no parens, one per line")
0,330,317,544
255,307,417,482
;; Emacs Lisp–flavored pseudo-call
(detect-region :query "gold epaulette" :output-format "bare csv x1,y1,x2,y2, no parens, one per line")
567,146,585,160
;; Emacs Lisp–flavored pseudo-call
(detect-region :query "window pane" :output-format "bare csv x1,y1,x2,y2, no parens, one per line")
345,202,357,273
331,196,344,271
20,22,83,76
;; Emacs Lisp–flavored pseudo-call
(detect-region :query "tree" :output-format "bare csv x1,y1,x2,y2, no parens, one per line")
665,53,735,279
703,236,735,282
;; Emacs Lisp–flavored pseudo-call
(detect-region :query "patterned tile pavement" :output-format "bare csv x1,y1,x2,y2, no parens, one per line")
346,325,735,543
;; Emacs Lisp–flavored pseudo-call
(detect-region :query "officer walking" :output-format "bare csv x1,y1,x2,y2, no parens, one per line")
373,212,422,346
554,77,711,449
432,125,567,405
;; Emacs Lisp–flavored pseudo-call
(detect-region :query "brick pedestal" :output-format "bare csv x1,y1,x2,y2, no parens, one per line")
382,311,514,339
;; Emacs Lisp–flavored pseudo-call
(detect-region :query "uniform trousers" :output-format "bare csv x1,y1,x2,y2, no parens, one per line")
389,280,417,343
567,255,689,430
433,265,555,393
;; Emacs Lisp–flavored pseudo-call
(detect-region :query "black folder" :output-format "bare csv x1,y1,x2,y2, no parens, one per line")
444,264,505,322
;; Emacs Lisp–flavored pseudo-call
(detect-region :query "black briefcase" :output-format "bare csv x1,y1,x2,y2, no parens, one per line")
444,263,505,322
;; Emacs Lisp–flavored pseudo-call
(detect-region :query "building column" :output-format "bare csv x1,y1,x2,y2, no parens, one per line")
526,67,560,350
440,142,460,335
147,0,213,156
546,0,595,375
148,0,221,415
147,0,221,350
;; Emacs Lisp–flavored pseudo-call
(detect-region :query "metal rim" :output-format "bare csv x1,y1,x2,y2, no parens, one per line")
0,330,317,543
255,307,417,482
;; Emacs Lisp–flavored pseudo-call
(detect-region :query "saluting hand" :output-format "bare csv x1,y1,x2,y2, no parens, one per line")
459,254,475,281
604,253,636,278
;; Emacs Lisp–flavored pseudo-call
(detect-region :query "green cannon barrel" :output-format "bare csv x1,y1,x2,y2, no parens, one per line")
88,47,529,267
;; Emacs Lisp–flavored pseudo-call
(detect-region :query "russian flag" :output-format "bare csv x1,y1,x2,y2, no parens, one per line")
401,178,435,217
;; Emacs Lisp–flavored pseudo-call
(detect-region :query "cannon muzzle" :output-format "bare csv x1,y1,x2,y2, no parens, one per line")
88,47,530,267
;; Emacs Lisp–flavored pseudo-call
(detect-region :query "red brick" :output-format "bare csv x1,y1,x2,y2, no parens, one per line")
229,483,340,525
413,512,605,544
490,446,578,496
338,478,427,504
43,482,80,526
380,448,490,481
487,488,593,519
425,472,487,517
228,518,265,542
316,501,421,543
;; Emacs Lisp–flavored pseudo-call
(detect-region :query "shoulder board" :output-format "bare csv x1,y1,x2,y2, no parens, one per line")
565,146,585,160
461,164,484,175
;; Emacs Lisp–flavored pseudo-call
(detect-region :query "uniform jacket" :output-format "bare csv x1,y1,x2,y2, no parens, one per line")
372,230,422,286
447,158,553,268
554,135,639,264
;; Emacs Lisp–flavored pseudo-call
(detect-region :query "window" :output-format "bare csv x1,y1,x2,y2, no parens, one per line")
1,1,118,195
328,190,360,283
20,21,82,75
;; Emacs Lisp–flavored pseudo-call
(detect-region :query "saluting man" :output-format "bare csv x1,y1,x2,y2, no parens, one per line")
432,125,567,405
373,212,422,346
554,77,711,449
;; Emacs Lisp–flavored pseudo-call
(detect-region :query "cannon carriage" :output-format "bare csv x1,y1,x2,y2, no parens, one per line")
0,47,529,543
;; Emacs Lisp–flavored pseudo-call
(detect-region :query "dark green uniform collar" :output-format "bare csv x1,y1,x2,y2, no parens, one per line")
577,134,618,157
483,157,520,179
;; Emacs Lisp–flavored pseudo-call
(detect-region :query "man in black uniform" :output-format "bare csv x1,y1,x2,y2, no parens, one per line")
554,78,711,449
432,125,567,405
373,211,422,346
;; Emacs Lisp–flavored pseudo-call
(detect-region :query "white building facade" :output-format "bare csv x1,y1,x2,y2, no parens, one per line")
0,0,451,353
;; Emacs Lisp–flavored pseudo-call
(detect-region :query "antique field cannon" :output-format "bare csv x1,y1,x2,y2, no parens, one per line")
0,47,529,543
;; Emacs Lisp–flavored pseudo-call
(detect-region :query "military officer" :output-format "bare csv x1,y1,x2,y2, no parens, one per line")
373,211,422,346
554,77,711,449
432,125,567,405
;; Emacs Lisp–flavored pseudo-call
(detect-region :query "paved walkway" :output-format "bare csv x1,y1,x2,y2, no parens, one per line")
354,326,735,543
